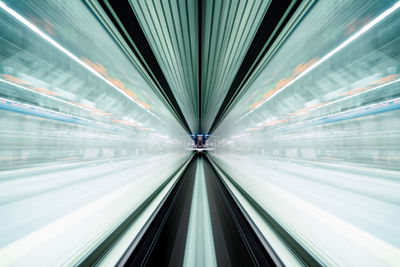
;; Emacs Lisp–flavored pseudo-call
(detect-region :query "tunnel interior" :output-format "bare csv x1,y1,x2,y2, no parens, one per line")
0,0,400,266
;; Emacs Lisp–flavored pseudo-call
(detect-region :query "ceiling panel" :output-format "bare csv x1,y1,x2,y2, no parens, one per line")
130,0,199,133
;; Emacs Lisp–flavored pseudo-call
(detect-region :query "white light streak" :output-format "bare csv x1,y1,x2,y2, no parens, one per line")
311,77,400,114
239,1,400,120
0,1,158,119
0,78,94,113
0,96,90,122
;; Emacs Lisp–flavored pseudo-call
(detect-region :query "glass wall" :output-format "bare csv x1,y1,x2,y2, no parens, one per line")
210,0,400,265
0,1,191,265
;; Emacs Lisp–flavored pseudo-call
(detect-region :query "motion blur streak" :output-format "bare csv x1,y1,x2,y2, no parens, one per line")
0,1,155,116
0,0,191,265
210,0,400,265
240,0,400,119
0,0,400,266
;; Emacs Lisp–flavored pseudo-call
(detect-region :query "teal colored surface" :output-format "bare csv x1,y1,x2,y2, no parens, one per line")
183,158,217,267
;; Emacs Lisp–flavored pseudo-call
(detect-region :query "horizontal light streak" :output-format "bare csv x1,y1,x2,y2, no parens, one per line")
0,1,158,119
239,1,400,121
0,78,94,114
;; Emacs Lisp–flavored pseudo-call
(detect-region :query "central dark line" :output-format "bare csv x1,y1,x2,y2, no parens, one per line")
198,0,203,134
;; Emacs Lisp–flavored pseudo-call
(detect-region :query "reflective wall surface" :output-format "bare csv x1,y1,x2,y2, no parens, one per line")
0,0,191,265
214,0,400,169
1,0,400,266
0,0,190,169
210,0,400,265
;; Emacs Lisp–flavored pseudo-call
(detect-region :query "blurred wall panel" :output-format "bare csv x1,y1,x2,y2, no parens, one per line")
0,0,191,265
0,0,190,169
210,0,400,265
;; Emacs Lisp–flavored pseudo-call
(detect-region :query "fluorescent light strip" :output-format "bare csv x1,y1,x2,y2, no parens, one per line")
314,96,400,121
237,74,400,125
0,96,136,131
309,77,400,114
272,96,400,133
0,96,91,122
0,1,158,119
0,78,94,113
239,1,400,120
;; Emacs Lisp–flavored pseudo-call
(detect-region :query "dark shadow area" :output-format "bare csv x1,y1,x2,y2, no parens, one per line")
121,155,197,267
203,155,279,266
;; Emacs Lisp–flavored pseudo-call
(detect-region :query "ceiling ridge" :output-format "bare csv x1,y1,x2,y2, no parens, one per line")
85,0,192,133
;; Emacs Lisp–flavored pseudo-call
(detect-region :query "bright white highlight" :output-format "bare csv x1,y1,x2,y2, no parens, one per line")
0,1,158,119
240,1,400,120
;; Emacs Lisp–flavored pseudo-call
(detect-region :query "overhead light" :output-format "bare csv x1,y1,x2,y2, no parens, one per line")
0,1,159,119
239,1,400,120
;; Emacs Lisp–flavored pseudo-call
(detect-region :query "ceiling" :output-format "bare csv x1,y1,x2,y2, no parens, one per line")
85,0,314,134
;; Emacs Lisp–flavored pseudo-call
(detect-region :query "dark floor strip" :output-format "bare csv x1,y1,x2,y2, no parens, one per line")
77,158,190,266
202,155,279,267
117,154,281,266
121,155,198,267
208,156,323,266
